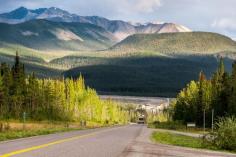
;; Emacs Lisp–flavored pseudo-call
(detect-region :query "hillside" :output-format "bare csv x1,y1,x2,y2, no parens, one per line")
112,32,236,55
63,56,234,97
1,28,236,97
0,7,191,41
0,20,117,51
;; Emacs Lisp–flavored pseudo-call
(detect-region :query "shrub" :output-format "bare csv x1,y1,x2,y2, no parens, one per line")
210,116,236,151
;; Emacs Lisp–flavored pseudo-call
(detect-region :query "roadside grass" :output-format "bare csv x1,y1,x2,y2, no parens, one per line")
0,127,82,142
151,131,236,153
151,131,203,148
0,121,103,142
148,122,210,134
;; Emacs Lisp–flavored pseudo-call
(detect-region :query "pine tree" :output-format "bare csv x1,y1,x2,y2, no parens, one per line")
196,71,206,126
229,61,236,116
0,63,12,118
0,74,4,117
220,73,230,116
218,57,225,77
211,58,226,119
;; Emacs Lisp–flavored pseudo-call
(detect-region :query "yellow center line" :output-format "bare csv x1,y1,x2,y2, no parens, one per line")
0,126,125,157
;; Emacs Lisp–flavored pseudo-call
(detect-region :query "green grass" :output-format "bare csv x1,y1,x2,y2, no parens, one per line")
0,127,83,142
148,121,210,134
152,131,204,148
151,131,236,153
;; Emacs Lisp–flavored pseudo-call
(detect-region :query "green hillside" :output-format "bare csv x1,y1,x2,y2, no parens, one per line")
47,32,236,97
112,32,236,55
1,30,236,97
0,20,117,51
63,56,234,97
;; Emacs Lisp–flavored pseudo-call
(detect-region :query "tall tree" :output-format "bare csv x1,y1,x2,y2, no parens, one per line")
196,71,206,126
0,74,4,117
229,61,236,116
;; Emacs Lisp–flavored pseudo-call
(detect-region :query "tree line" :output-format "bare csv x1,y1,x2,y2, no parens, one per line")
173,58,236,127
0,52,135,124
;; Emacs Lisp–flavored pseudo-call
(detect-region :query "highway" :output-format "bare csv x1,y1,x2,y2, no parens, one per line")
0,125,235,157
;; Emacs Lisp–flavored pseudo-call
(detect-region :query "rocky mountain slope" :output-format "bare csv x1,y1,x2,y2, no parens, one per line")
0,7,191,41
0,20,117,51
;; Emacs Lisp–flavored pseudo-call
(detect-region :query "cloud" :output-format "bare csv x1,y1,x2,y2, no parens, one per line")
0,0,235,38
0,0,162,15
121,0,162,14
212,18,236,30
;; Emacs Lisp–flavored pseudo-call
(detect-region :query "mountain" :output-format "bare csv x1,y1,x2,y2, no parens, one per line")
157,23,191,33
0,7,191,41
53,32,236,96
112,32,236,55
0,20,117,51
2,7,236,97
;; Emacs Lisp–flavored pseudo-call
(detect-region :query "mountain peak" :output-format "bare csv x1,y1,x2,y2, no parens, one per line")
158,23,191,33
16,6,28,11
31,8,47,14
3,6,29,19
0,7,192,41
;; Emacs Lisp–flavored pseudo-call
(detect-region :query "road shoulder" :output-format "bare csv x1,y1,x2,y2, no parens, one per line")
120,126,236,157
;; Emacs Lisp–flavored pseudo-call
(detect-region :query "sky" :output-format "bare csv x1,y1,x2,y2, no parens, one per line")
0,0,235,39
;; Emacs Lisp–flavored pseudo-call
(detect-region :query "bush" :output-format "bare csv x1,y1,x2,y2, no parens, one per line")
210,117,236,151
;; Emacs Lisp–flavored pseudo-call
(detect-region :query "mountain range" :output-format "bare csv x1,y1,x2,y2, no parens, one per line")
0,7,236,97
0,7,191,41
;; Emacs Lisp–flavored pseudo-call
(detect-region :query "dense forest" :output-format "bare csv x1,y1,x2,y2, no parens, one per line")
173,58,236,126
0,52,135,124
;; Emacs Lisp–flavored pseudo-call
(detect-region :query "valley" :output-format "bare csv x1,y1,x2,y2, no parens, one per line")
0,7,236,97
0,3,236,157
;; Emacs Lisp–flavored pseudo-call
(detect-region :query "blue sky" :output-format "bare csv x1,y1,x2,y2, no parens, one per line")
0,0,235,39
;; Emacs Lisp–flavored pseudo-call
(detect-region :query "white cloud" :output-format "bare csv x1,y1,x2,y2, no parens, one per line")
0,0,162,16
122,0,162,13
0,0,236,38
212,18,236,30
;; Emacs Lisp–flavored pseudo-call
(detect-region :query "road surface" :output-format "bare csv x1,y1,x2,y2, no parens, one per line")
0,125,235,157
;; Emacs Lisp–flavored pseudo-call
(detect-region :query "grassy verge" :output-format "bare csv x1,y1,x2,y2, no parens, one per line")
151,131,235,153
0,121,105,142
151,131,204,148
0,127,83,142
148,122,209,134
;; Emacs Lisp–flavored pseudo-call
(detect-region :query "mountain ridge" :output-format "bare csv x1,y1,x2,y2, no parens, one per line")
0,19,117,51
0,7,192,41
111,32,236,55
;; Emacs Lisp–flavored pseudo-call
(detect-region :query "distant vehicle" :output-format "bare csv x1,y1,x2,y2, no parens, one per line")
137,116,145,124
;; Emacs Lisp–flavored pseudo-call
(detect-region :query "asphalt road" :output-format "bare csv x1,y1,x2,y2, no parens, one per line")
0,125,235,157
0,125,142,157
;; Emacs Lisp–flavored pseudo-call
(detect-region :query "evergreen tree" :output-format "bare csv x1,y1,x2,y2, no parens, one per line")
218,57,225,77
173,57,236,126
220,73,231,116
0,74,4,117
211,58,226,119
229,61,236,116
196,71,205,126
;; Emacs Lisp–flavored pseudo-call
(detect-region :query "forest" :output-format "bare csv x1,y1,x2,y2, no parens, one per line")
173,58,236,126
0,52,135,124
